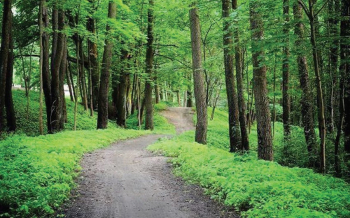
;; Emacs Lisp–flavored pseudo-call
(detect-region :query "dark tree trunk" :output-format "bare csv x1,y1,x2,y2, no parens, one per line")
97,1,117,129
282,0,291,137
59,38,68,129
222,0,241,152
87,0,99,110
190,3,208,144
116,52,130,128
326,0,339,133
293,2,318,167
41,1,52,133
249,0,273,161
5,31,16,132
341,0,350,173
303,0,327,173
50,9,65,133
144,0,155,130
187,90,193,107
233,0,249,151
0,0,14,132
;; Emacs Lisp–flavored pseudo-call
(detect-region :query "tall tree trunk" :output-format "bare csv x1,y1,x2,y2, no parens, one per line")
59,39,68,129
87,0,99,110
50,9,65,133
282,0,291,137
97,1,117,129
116,52,129,128
39,0,45,135
189,3,208,144
249,0,273,161
42,0,52,133
233,0,249,151
293,2,318,167
144,0,155,130
341,0,350,174
326,0,339,133
5,29,16,132
0,0,13,132
222,0,241,152
304,0,327,173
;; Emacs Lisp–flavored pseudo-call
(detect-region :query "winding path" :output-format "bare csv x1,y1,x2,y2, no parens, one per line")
64,107,237,218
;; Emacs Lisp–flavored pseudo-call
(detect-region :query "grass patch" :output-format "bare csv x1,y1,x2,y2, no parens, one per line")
148,108,350,218
126,103,176,135
0,128,149,217
11,90,100,136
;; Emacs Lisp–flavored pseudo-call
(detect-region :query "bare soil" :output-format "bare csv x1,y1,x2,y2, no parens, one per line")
62,107,238,218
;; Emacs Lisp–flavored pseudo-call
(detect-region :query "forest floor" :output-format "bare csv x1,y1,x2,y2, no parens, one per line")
62,107,238,218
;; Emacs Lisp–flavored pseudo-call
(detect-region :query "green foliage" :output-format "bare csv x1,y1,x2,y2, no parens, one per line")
126,103,176,135
149,108,350,217
148,128,350,218
0,128,148,217
11,90,99,136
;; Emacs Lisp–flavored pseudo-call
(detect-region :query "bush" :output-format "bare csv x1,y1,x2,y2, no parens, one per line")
149,108,350,217
0,129,148,217
148,133,350,218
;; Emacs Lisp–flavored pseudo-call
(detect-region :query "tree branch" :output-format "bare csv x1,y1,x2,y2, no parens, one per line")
298,0,311,19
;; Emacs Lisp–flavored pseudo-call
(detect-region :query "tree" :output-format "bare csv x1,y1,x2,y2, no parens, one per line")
293,1,318,167
0,0,16,133
249,0,273,161
189,2,208,144
232,0,249,151
298,0,327,173
222,0,241,152
97,1,117,129
341,0,350,174
282,0,291,137
144,0,155,130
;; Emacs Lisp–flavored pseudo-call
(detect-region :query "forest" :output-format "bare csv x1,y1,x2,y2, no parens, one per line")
0,0,350,217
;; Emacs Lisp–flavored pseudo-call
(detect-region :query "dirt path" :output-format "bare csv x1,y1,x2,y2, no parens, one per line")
63,108,237,218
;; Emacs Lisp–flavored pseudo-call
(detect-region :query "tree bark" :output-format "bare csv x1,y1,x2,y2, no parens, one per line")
144,0,155,130
341,0,350,174
5,29,16,132
87,0,100,110
304,0,327,173
50,9,65,133
233,0,249,151
249,0,273,161
282,0,291,137
293,2,318,167
0,0,14,132
116,52,130,128
222,0,241,152
41,0,52,133
189,3,208,144
97,1,117,129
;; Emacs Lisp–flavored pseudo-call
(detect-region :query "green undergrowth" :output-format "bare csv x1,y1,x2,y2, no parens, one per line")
149,132,350,217
126,102,176,135
0,128,149,217
148,108,350,217
11,90,99,136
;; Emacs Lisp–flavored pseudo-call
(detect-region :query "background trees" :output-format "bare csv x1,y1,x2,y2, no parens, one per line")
0,0,350,177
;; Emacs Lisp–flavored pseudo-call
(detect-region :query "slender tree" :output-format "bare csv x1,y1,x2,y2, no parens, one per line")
222,0,241,152
249,0,273,160
97,1,117,129
298,0,327,173
282,0,291,137
189,2,208,144
341,0,350,173
232,0,249,151
0,0,15,133
144,0,155,130
293,2,318,167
